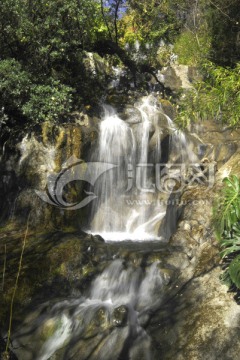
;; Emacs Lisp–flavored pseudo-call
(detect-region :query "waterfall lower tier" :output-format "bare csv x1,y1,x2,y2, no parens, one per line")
88,95,198,241
13,255,168,360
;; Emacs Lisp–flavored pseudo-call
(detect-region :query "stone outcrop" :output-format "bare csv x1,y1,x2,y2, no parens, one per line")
0,118,98,229
148,151,240,360
156,65,202,93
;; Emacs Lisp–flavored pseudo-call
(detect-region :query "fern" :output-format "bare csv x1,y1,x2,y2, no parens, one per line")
220,269,232,287
229,255,240,289
219,225,240,258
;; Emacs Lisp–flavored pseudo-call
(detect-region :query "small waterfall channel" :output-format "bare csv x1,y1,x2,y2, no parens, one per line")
12,95,199,360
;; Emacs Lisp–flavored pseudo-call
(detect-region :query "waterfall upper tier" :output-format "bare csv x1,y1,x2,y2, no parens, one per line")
88,95,198,242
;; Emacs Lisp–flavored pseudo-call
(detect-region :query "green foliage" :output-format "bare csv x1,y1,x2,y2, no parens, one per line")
214,175,240,290
22,80,73,124
170,0,240,67
0,59,73,126
206,0,240,66
216,175,240,234
219,226,240,258
229,254,240,289
0,0,109,132
176,61,240,128
119,0,181,63
0,0,239,131
0,59,31,112
0,0,107,66
173,30,210,66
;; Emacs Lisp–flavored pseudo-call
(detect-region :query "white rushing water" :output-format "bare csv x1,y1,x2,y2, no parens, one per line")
89,95,198,241
14,259,167,360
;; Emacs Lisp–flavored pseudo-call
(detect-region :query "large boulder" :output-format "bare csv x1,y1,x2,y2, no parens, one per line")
157,65,202,92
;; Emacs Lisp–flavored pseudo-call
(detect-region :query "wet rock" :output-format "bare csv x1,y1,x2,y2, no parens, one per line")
65,333,106,360
193,242,219,277
17,134,56,188
87,327,129,360
91,234,105,243
40,318,59,341
0,230,109,329
167,251,191,270
160,99,176,119
146,178,235,359
105,94,130,111
70,112,90,127
216,150,240,180
159,268,174,285
112,305,128,327
145,252,164,266
129,332,152,360
179,221,191,231
124,106,142,123
81,263,96,278
84,307,110,338
127,252,144,267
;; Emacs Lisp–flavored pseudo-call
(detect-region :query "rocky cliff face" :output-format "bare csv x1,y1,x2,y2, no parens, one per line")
149,152,240,360
0,117,98,229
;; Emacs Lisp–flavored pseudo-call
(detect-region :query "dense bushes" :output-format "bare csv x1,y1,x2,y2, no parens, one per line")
0,59,73,128
0,0,240,132
22,81,73,124
176,61,240,128
0,0,109,134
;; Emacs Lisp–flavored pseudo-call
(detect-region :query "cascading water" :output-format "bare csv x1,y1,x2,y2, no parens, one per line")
89,95,197,241
89,106,136,239
13,259,167,360
165,114,198,163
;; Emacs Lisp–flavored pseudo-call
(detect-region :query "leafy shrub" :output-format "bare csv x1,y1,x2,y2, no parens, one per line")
0,60,73,126
0,59,31,112
214,175,240,290
22,80,73,124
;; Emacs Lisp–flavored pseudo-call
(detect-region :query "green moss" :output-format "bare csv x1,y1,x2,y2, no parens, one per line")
39,318,63,341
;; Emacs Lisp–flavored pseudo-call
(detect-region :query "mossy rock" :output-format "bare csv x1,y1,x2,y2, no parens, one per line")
112,305,128,327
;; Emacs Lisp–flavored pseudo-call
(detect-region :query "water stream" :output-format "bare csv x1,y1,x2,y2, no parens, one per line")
12,95,199,360
33,259,165,360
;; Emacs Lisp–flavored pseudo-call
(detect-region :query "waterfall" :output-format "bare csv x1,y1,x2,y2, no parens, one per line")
90,106,136,238
164,113,198,163
11,95,201,360
88,95,198,242
15,259,166,360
